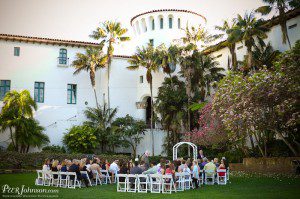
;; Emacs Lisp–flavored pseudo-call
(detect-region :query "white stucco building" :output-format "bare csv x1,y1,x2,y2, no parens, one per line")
0,9,299,155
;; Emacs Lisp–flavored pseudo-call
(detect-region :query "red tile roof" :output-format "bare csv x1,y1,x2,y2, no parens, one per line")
130,9,206,25
0,33,131,58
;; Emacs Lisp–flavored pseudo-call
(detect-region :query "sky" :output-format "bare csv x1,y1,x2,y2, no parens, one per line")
0,0,270,54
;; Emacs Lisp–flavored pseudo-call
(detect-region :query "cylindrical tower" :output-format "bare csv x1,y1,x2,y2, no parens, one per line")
130,9,206,47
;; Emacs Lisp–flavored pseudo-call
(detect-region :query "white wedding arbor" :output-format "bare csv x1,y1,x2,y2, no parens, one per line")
173,142,198,160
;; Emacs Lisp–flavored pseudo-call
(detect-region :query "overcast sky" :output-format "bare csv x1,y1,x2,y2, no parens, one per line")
0,0,270,54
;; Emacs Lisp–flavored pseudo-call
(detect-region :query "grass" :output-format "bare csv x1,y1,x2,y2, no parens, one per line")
0,173,300,199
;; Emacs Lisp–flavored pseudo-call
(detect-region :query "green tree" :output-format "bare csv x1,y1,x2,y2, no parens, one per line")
252,38,280,70
127,44,160,156
72,46,107,108
229,12,268,73
113,115,146,158
214,19,238,71
63,125,98,153
155,76,188,155
0,90,41,152
83,104,118,152
256,0,300,49
90,21,130,110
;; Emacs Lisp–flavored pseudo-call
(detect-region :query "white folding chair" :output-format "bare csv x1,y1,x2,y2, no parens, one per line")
137,174,149,193
204,170,215,185
183,172,193,190
116,174,127,192
58,172,68,188
175,172,184,191
162,175,176,194
67,172,81,189
92,170,102,185
199,170,204,185
80,171,92,187
127,174,138,192
227,167,230,181
43,171,52,186
217,169,227,185
100,170,111,184
51,171,60,186
149,174,162,193
35,170,44,186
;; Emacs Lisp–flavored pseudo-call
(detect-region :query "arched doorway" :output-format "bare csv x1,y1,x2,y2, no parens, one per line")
173,142,197,160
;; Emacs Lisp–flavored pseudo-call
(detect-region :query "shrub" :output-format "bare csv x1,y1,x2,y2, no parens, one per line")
42,145,66,153
0,151,130,169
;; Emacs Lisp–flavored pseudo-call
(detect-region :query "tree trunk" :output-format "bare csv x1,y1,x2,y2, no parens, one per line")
89,65,99,108
247,130,255,150
253,132,265,157
229,45,237,71
276,130,298,156
186,68,192,157
279,7,292,49
246,45,253,71
150,79,154,156
9,127,16,151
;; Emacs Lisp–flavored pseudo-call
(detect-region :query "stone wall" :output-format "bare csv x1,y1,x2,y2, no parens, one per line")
229,157,300,174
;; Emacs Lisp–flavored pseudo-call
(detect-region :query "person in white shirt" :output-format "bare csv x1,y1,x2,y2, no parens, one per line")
109,160,120,183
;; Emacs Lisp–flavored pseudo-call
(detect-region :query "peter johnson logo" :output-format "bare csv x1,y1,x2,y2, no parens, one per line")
2,184,59,197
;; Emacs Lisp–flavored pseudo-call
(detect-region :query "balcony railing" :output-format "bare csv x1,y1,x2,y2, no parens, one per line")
57,57,69,66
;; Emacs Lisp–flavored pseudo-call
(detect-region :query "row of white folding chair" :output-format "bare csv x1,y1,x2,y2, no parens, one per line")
203,169,228,185
35,170,81,188
116,174,176,194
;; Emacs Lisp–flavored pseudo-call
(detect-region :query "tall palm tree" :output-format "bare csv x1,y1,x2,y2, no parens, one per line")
229,12,268,72
215,20,238,71
180,25,210,133
256,0,300,49
90,21,130,110
127,44,159,156
83,104,117,152
72,45,107,108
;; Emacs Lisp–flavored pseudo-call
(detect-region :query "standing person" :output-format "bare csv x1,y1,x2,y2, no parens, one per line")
192,160,200,189
197,149,205,160
141,150,150,169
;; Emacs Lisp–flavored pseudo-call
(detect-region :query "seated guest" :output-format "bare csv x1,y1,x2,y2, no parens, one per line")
109,160,120,183
80,160,93,181
51,160,59,179
130,160,143,175
69,159,89,187
143,162,158,174
201,157,208,168
118,163,129,182
213,158,219,167
218,159,226,177
178,160,186,172
85,159,92,171
222,157,229,170
42,159,50,172
157,162,166,175
203,158,216,172
139,160,147,171
90,159,102,179
182,162,191,173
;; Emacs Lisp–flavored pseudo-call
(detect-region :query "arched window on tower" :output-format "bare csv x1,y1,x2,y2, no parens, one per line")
160,17,164,29
152,19,155,30
178,18,181,29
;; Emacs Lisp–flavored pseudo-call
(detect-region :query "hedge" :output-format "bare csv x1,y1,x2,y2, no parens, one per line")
0,151,130,169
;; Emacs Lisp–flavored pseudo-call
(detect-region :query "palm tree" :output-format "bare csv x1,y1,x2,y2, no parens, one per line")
0,90,42,152
179,25,210,133
156,44,180,78
90,21,130,110
252,38,280,69
127,44,160,156
215,20,238,71
83,104,117,152
229,12,268,72
72,45,107,108
256,0,300,49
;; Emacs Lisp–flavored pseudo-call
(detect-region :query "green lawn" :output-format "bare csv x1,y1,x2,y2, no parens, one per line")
0,173,299,199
